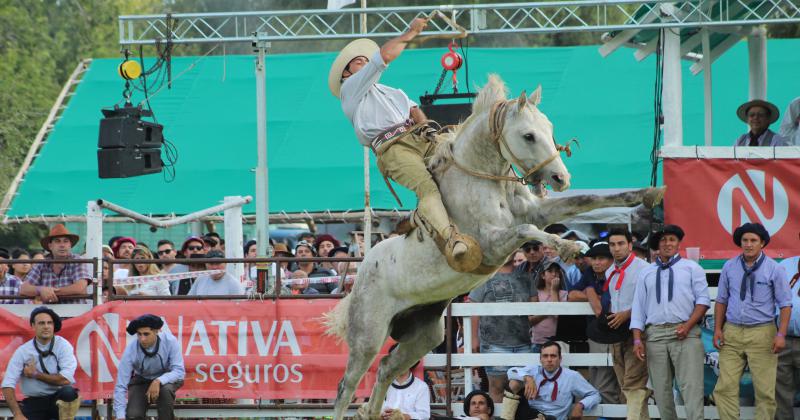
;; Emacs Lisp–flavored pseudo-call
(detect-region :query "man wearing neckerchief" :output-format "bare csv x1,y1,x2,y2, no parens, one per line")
1,307,80,420
604,228,651,420
380,344,430,420
712,222,792,420
113,314,185,420
502,341,599,420
630,225,710,420
776,240,800,420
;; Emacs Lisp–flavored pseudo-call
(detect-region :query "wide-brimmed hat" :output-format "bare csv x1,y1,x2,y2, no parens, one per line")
328,38,379,97
40,224,80,250
737,99,780,124
586,313,631,344
733,222,770,247
126,314,164,335
273,243,293,257
649,225,685,250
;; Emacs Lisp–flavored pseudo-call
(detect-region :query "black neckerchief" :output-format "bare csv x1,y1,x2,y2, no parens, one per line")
390,373,415,390
33,338,59,375
739,253,765,301
655,255,681,303
139,336,165,374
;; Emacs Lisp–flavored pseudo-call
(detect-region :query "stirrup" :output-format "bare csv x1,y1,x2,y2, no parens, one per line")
443,229,482,273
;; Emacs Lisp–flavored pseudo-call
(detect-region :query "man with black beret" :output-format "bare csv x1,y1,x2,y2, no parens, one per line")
2,307,80,420
113,314,185,420
630,225,709,420
712,222,792,420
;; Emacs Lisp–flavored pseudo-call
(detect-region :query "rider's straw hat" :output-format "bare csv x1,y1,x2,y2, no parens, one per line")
328,38,379,98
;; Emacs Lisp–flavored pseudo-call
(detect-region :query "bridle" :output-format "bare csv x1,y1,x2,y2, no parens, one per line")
450,99,576,185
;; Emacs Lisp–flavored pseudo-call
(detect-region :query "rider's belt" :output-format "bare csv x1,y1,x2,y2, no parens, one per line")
370,119,416,155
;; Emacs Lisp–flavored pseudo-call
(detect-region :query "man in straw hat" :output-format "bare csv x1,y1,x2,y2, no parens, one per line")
328,18,480,272
712,222,792,419
20,224,92,304
2,307,81,420
734,99,788,146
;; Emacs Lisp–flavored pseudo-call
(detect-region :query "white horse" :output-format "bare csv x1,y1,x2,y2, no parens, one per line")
326,75,663,420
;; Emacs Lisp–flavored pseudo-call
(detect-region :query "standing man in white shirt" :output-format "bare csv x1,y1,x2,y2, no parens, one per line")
113,314,185,420
328,18,480,272
2,307,80,420
604,228,651,420
630,225,710,420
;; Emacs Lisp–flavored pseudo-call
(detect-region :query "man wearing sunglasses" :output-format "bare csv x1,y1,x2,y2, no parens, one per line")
156,240,177,273
169,237,207,295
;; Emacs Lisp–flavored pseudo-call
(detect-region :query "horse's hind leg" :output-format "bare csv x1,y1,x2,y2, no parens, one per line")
333,299,392,420
364,313,446,418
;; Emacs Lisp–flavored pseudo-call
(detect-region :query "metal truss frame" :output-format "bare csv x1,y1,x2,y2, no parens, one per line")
119,0,800,45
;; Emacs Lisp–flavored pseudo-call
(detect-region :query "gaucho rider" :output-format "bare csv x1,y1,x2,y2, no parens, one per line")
328,18,480,272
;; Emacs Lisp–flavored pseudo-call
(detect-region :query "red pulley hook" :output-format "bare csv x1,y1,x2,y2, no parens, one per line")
440,41,463,71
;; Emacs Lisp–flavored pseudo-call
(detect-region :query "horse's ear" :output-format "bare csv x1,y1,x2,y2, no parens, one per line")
516,90,527,112
529,85,542,107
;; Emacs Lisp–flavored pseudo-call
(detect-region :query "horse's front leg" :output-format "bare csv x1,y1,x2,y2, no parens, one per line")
481,224,581,264
533,186,665,227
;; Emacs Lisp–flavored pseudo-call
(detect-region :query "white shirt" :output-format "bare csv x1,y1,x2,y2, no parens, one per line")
2,336,77,397
340,50,418,146
604,254,650,313
188,272,244,296
381,374,430,419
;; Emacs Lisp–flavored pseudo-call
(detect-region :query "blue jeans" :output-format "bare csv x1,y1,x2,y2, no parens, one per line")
480,342,533,376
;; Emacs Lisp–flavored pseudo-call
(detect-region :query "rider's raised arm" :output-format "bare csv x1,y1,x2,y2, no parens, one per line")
380,18,427,65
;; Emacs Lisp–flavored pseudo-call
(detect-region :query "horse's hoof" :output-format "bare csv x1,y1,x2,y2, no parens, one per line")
643,186,666,208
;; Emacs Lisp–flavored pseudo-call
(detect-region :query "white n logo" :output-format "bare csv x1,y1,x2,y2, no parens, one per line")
716,169,789,235
76,313,126,383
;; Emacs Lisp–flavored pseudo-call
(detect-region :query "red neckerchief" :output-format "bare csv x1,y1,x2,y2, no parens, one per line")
603,254,634,292
535,367,562,401
790,258,799,289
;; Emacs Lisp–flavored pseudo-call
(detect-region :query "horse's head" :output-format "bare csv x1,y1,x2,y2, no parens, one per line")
473,75,571,192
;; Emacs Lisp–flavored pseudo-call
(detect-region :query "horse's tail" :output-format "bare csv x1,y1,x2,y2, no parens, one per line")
322,293,352,343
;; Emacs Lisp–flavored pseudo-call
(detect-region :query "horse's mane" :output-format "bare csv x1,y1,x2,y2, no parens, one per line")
427,74,508,176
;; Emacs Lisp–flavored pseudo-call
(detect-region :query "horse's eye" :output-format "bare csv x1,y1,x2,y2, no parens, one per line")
523,133,536,142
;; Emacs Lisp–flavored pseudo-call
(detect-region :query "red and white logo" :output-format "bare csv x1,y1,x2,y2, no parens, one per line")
716,169,789,235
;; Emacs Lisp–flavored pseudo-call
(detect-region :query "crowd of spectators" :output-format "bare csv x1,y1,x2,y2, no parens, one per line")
1,219,798,420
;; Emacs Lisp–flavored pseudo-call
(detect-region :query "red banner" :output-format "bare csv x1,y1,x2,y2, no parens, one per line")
0,300,384,400
664,158,800,260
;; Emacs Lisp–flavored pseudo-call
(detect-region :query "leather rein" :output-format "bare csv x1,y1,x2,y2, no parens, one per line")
450,100,576,185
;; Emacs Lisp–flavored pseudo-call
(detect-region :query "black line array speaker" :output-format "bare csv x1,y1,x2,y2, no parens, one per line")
97,104,163,178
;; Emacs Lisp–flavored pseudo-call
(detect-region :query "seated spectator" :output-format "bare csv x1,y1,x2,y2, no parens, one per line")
243,240,258,282
203,233,222,252
330,247,357,294
468,256,533,403
272,243,294,279
0,248,22,304
20,224,91,304
293,241,334,293
297,232,315,246
530,260,568,352
734,99,788,146
31,249,46,261
171,236,206,295
511,250,526,268
286,270,320,295
187,250,244,296
503,341,600,420
115,247,171,296
381,344,430,420
112,237,137,278
9,248,32,281
458,390,498,420
779,96,800,145
156,240,178,272
314,234,341,272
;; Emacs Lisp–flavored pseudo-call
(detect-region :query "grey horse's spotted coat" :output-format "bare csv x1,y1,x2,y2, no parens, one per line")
325,75,664,419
